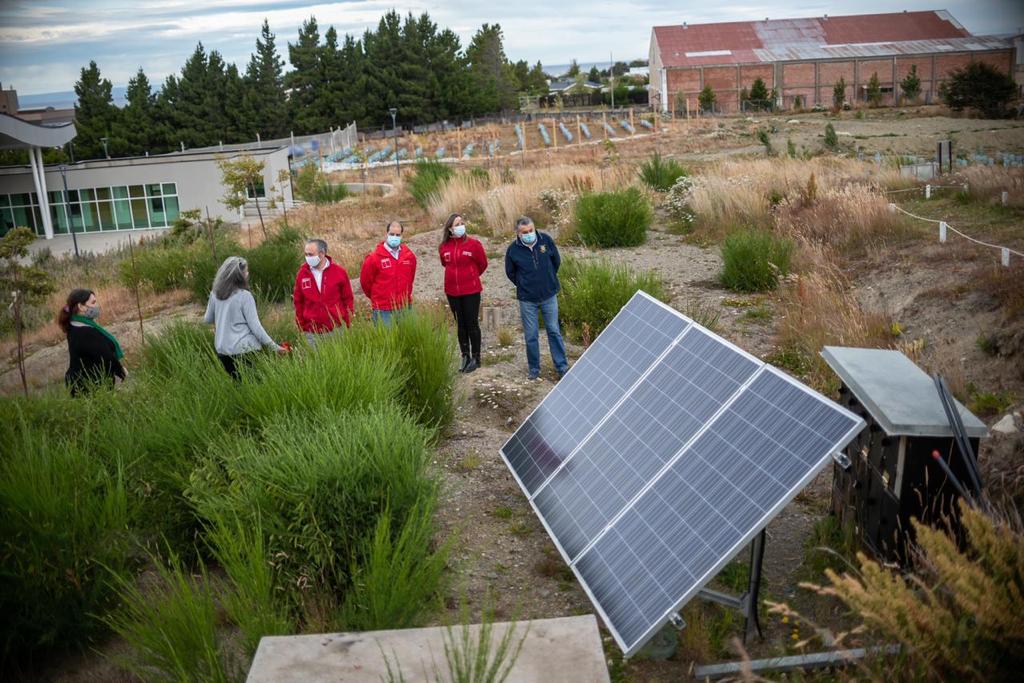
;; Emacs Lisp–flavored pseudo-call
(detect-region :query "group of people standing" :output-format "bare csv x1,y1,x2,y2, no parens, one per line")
63,214,570,392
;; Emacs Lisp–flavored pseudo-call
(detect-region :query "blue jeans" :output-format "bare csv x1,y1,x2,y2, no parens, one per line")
518,295,568,377
372,306,410,326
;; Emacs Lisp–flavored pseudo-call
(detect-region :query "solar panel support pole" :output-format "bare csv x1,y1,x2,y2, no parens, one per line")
695,528,766,643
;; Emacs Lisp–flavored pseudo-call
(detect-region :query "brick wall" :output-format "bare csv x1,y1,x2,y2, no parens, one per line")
739,64,775,89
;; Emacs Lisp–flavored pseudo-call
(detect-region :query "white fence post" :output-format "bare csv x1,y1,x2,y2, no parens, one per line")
925,184,931,199
1002,191,1009,206
939,221,947,243
1002,248,1010,267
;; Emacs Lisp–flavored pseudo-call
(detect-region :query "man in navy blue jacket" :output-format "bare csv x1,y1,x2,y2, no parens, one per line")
504,216,569,380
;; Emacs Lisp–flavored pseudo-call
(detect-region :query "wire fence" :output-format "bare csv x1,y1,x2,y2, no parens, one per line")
888,201,1022,267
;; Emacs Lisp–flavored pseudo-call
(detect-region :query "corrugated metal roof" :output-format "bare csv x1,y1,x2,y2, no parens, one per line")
653,10,1006,68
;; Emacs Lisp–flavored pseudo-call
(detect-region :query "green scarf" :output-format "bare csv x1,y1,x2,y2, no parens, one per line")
71,314,125,359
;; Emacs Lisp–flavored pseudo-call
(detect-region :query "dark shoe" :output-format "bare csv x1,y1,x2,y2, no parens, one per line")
459,354,470,372
527,372,540,381
464,357,479,374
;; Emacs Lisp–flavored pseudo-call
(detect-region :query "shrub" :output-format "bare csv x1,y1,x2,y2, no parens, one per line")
901,65,921,102
294,164,350,204
205,515,292,656
558,258,667,340
719,229,794,292
575,187,652,248
816,502,1024,681
408,159,454,208
832,77,846,110
823,123,838,150
638,152,688,192
243,226,303,303
698,84,716,112
940,61,1017,118
105,553,239,682
338,499,450,631
0,434,131,666
187,407,436,602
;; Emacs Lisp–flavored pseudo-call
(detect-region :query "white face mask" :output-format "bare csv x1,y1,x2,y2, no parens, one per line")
453,225,466,238
305,255,321,268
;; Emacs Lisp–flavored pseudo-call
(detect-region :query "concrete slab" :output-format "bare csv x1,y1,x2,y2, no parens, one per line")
29,228,169,258
246,615,610,683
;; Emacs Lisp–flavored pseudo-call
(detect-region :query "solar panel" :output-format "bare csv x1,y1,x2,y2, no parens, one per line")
499,291,864,656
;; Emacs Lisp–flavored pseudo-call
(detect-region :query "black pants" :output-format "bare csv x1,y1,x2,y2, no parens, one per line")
218,352,255,381
447,293,481,359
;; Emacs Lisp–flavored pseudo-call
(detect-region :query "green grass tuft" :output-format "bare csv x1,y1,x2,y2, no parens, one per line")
558,258,668,341
719,229,793,292
638,152,688,192
574,187,652,248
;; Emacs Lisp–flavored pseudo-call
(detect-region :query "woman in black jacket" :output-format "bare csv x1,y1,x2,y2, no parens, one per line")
59,288,126,395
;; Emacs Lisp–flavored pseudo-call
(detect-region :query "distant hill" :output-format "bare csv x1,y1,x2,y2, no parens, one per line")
17,86,127,110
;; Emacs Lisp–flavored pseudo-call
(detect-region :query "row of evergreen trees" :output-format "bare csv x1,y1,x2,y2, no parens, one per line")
69,11,551,161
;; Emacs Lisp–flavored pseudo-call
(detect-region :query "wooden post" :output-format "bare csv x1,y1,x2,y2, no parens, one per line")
522,122,527,168
457,129,462,160
552,118,557,149
629,108,635,134
576,114,582,145
603,112,608,140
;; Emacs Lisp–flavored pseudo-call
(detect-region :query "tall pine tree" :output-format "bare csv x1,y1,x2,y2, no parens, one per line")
73,61,123,159
286,17,322,134
121,67,157,155
465,24,517,115
244,20,289,139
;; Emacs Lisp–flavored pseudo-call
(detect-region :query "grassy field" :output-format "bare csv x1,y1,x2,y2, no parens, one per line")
2,105,1023,681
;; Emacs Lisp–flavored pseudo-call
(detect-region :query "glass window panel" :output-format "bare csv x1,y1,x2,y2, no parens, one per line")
146,183,162,196
68,202,84,232
129,185,144,198
47,191,61,204
246,180,266,198
95,187,111,201
113,186,129,199
162,183,176,195
98,201,116,230
12,193,31,206
66,190,79,203
29,192,38,204
163,196,180,223
80,188,95,201
51,204,70,233
131,198,149,227
1,195,12,208
114,199,133,228
11,205,32,228
32,206,42,232
149,197,166,226
1,208,15,235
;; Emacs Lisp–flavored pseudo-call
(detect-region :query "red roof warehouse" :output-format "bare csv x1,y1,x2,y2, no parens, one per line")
649,10,1017,113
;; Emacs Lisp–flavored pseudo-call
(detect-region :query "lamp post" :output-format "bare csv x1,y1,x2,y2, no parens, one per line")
58,165,80,259
100,137,109,159
388,107,399,178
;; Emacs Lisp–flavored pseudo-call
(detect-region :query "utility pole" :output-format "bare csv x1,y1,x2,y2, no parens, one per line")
58,165,80,259
389,107,399,178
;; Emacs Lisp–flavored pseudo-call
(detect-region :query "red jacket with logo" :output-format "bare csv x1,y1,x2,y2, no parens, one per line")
292,258,354,332
359,242,417,311
439,236,488,297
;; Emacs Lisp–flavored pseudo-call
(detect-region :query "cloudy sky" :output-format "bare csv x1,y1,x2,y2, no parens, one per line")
1,0,1021,96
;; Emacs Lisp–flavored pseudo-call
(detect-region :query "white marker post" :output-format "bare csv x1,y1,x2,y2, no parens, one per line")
939,221,948,243
1002,248,1010,267
925,184,931,199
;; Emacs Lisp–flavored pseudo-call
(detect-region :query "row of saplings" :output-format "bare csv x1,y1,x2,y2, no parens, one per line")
0,313,457,680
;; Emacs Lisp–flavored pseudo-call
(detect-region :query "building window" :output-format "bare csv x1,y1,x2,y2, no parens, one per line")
6,182,181,237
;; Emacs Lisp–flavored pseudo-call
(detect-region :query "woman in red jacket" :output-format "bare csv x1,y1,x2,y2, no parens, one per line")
439,212,488,373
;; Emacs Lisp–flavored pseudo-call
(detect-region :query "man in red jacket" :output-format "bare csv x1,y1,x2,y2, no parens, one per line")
359,221,417,325
293,238,354,346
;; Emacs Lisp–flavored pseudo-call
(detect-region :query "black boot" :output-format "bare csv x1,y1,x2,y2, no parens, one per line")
459,354,470,372
464,355,479,373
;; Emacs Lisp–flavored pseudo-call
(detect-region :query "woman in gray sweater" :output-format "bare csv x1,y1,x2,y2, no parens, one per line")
204,256,286,379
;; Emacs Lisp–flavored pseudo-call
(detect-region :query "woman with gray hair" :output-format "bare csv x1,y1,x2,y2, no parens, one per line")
204,256,287,379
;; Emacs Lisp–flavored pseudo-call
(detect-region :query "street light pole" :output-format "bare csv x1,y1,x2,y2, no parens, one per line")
388,107,399,178
58,165,80,259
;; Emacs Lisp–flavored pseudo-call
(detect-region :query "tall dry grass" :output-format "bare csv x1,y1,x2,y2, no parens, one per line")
686,157,915,238
781,185,916,249
811,502,1024,682
427,164,633,236
962,166,1024,207
775,239,896,391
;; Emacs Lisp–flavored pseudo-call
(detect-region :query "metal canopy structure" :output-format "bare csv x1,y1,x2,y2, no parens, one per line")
0,111,76,239
500,292,865,656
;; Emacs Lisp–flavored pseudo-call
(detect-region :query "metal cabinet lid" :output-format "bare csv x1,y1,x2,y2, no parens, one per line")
821,346,989,439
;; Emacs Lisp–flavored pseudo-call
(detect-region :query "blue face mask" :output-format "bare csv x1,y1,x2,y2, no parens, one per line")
521,231,537,245
386,234,401,249
452,225,466,238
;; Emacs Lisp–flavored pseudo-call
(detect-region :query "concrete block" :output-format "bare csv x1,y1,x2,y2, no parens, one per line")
246,614,610,683
992,413,1019,435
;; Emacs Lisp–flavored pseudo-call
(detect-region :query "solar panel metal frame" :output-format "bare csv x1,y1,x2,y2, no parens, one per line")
498,291,865,656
